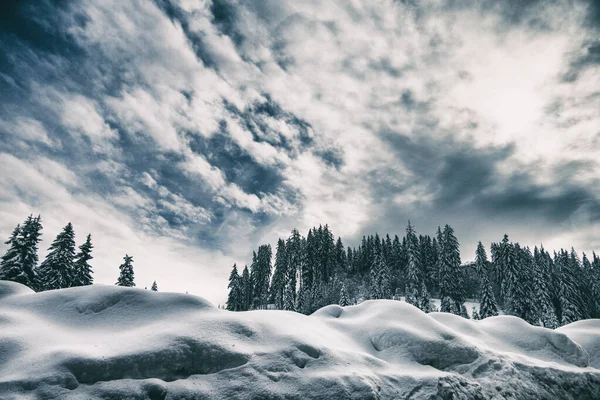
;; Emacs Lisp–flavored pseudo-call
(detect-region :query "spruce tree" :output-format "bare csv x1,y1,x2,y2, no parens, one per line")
38,223,76,291
283,280,296,311
591,252,600,318
476,242,498,319
460,304,470,319
0,224,24,285
226,264,242,311
439,225,464,314
405,221,421,306
559,248,586,324
251,244,272,310
20,215,43,290
0,215,43,291
286,229,303,307
335,237,347,275
418,280,434,312
73,234,94,286
269,239,287,310
370,250,390,300
533,246,559,328
116,254,135,287
241,265,252,311
580,252,596,318
339,283,350,306
151,281,158,291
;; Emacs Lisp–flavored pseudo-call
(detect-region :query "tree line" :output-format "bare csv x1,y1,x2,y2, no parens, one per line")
0,215,159,292
226,222,600,327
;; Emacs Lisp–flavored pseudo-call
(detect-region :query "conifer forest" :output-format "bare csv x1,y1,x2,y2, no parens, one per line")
226,222,600,328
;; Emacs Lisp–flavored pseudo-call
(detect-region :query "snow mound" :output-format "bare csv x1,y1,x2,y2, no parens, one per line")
1,281,599,400
558,319,600,369
0,280,34,299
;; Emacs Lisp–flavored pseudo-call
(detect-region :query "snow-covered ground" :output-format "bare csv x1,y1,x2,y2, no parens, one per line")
397,297,489,317
1,281,599,400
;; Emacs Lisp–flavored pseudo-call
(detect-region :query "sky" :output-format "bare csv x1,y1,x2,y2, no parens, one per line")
1,0,599,305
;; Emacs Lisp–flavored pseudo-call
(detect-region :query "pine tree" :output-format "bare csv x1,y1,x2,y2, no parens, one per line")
226,264,242,311
38,223,76,291
151,281,158,291
269,239,288,310
0,224,24,285
591,252,600,318
241,265,252,311
581,253,595,316
440,296,456,314
370,250,390,300
439,225,464,314
418,280,434,312
116,254,135,287
20,215,43,290
0,215,43,291
251,244,272,310
339,283,350,306
286,229,303,307
559,248,586,324
283,280,296,311
476,241,498,319
460,304,470,319
73,234,94,286
491,234,516,307
405,221,421,306
533,246,559,328
334,237,347,275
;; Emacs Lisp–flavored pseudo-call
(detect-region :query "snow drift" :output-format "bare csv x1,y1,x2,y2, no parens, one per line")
0,281,599,400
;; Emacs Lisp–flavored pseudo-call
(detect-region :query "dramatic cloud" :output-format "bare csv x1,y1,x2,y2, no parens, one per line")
1,0,599,304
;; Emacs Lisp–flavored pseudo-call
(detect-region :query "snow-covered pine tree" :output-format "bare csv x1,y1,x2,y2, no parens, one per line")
370,250,390,300
226,264,242,311
475,241,498,319
286,229,303,307
440,296,456,314
0,224,23,284
506,245,538,324
460,304,470,319
38,222,76,291
19,215,43,290
151,281,158,291
339,283,350,306
533,246,559,328
491,234,516,307
270,239,287,310
383,234,392,266
283,280,296,311
418,280,434,312
580,252,596,318
334,237,347,276
404,221,422,306
591,252,600,318
440,225,464,314
73,234,93,286
559,248,586,324
241,265,252,311
115,254,135,287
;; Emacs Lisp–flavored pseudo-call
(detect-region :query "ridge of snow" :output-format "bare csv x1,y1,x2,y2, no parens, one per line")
0,281,599,399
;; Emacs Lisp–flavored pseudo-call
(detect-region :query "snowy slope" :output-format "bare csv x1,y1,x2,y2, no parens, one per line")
0,281,599,400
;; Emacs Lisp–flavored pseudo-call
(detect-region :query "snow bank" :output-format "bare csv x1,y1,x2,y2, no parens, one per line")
0,281,599,400
558,320,600,369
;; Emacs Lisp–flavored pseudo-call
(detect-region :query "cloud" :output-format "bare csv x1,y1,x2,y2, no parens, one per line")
1,0,600,303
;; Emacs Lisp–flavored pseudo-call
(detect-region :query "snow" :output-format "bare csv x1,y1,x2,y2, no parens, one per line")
397,296,489,317
1,281,599,399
